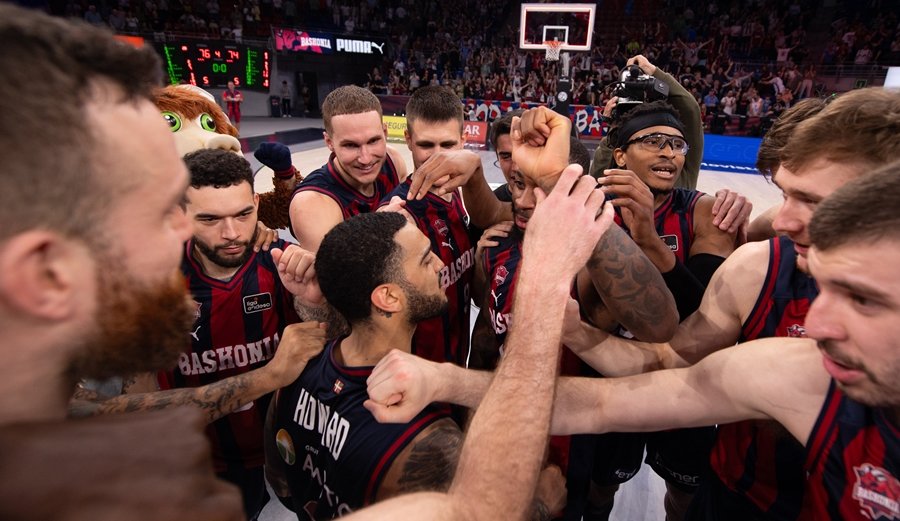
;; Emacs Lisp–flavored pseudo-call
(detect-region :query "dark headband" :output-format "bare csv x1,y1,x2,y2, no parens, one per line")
616,112,687,148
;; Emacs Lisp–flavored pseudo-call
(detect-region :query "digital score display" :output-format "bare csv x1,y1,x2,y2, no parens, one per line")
159,41,270,91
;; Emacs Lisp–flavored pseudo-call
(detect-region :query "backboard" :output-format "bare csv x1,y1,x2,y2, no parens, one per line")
519,3,596,52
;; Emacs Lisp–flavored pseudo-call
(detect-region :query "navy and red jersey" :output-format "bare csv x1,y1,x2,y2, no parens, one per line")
273,338,450,519
380,180,475,366
293,153,401,220
614,187,704,264
803,381,900,520
709,235,820,519
481,231,521,348
158,238,300,472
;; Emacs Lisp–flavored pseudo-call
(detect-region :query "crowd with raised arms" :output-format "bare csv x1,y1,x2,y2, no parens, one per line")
3,4,900,521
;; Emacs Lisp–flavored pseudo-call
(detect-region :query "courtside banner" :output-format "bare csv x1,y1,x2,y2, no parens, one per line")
383,116,407,142
461,99,607,139
463,121,488,145
272,27,334,54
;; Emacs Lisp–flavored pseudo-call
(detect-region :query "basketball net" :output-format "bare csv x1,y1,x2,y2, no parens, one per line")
544,40,563,61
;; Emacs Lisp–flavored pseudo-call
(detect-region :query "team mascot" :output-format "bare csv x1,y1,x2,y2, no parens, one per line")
154,84,300,230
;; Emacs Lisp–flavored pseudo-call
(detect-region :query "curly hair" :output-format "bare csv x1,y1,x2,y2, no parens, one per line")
315,212,407,324
183,149,253,191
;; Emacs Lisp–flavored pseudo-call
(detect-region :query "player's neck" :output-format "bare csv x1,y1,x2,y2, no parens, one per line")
0,330,74,422
192,246,242,281
336,318,415,367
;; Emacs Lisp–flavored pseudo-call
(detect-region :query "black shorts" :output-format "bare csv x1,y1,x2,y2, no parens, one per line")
590,426,716,492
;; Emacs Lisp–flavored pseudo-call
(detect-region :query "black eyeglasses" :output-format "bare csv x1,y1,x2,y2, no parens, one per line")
623,133,690,156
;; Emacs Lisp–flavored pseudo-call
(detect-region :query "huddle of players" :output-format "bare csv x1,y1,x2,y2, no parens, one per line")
270,82,900,521
8,6,898,520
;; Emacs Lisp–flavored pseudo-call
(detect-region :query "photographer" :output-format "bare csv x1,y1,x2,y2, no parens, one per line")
590,55,703,190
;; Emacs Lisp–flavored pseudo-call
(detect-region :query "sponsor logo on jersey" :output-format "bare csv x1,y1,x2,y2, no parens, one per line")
494,265,509,285
786,324,807,337
243,292,273,314
433,218,449,237
276,428,296,465
660,234,679,252
193,300,202,320
852,463,900,520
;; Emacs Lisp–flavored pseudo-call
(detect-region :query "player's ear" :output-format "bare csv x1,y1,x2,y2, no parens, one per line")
0,231,87,321
370,283,402,317
323,131,334,153
404,129,412,148
612,148,627,168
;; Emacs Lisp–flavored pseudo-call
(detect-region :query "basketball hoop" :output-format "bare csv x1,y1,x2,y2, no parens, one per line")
544,40,563,61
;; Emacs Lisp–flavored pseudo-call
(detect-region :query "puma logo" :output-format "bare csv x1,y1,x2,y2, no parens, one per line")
190,325,201,341
491,289,502,306
441,241,454,251
371,42,385,53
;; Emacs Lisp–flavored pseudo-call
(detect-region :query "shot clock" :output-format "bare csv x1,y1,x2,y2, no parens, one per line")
158,41,270,91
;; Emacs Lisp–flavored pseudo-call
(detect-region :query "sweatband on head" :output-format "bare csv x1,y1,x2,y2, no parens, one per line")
616,112,687,148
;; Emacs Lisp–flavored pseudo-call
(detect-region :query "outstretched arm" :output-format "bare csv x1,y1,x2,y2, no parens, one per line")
68,322,326,422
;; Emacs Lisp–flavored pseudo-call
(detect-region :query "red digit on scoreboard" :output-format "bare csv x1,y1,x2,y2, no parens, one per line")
199,48,210,59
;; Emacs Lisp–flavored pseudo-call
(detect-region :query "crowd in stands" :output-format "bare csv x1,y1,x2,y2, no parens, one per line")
55,0,899,134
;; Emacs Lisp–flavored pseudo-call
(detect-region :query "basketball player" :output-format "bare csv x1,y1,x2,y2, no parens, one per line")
590,55,703,190
288,85,409,251
366,160,900,521
412,106,679,345
164,148,326,519
379,86,477,366
75,149,329,519
564,88,900,520
0,5,241,519
603,100,741,316
223,80,243,131
265,212,565,519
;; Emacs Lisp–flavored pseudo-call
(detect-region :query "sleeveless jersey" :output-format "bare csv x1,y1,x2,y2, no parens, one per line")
293,153,400,219
380,180,475,366
159,239,300,472
273,338,450,519
803,381,900,520
710,235,820,519
614,188,703,264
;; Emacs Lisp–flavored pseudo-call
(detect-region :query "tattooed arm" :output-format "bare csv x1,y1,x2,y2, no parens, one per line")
579,224,678,343
67,322,327,422
376,418,562,520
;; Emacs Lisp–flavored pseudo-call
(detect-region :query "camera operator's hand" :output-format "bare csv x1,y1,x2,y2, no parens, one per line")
600,168,676,272
602,96,619,119
626,55,657,76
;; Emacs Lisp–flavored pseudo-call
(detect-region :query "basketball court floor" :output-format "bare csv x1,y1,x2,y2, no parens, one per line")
240,116,782,521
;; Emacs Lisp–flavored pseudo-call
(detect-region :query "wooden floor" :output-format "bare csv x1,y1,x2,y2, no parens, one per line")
251,140,783,521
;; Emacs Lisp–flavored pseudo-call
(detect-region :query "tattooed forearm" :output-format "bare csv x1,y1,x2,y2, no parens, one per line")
397,422,462,493
587,225,678,342
67,373,264,423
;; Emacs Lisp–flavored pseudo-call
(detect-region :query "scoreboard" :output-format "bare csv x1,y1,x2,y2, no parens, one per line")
158,41,270,91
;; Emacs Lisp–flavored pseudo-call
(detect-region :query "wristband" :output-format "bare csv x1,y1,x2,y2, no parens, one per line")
274,166,298,180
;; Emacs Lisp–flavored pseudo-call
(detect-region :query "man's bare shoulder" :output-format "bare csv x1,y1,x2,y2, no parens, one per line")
386,146,410,181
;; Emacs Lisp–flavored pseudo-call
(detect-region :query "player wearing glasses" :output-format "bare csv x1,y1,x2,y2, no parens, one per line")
576,100,742,519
